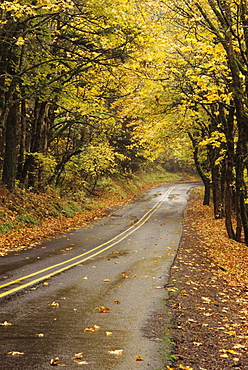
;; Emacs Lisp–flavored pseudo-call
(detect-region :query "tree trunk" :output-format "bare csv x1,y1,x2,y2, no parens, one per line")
17,99,27,181
188,132,211,205
2,96,18,190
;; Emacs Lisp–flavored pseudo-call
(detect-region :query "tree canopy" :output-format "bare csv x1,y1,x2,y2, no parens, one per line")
1,0,248,245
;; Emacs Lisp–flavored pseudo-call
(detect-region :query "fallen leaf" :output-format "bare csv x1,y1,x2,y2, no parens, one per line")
201,297,211,304
134,355,144,361
155,286,162,289
8,351,24,356
50,357,59,365
0,321,12,326
49,302,59,308
74,352,83,359
35,333,44,337
93,306,110,313
225,330,236,336
226,349,238,354
108,349,123,355
74,360,88,364
82,276,88,280
114,300,121,304
84,324,100,332
106,331,112,336
103,279,110,282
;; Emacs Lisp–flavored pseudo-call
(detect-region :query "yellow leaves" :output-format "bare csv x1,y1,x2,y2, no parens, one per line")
49,302,59,308
50,356,60,366
8,351,24,356
224,330,236,336
73,352,83,359
179,365,193,370
84,324,100,332
93,306,111,313
108,349,123,355
15,37,25,46
201,296,212,304
219,349,239,358
134,355,144,361
0,321,12,326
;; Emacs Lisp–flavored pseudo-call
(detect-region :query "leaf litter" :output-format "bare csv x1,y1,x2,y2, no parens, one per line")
166,189,248,369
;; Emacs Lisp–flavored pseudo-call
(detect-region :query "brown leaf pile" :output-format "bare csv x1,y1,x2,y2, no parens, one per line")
167,188,248,370
185,188,248,285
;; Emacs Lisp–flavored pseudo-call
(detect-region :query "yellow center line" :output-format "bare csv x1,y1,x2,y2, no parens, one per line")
0,186,177,298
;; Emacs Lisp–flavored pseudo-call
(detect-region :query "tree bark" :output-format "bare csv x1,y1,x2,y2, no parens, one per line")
2,96,18,190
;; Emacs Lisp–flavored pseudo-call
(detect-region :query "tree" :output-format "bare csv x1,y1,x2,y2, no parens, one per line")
155,0,248,244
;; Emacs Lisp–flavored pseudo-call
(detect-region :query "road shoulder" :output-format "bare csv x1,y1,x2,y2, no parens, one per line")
166,189,248,370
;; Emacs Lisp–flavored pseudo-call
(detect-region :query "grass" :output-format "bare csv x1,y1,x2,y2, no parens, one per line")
0,168,198,235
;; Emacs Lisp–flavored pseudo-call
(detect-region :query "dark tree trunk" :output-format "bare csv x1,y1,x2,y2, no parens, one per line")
20,100,48,188
2,96,18,190
17,99,27,181
188,132,211,205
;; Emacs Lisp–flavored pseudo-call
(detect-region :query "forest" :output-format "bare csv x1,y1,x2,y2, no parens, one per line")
0,0,248,246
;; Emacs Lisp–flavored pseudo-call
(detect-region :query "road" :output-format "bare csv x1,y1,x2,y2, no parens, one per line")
0,182,196,369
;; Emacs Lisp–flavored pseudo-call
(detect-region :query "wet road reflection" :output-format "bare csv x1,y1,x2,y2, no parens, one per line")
0,182,197,369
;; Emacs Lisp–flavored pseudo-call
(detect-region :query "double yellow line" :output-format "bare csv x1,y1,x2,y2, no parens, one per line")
0,186,176,299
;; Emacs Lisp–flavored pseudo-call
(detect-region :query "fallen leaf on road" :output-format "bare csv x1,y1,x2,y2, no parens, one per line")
49,302,59,308
74,360,88,364
134,355,144,361
108,349,123,355
155,286,162,289
93,306,110,313
0,321,12,326
8,351,24,356
84,324,100,332
74,352,83,359
35,333,44,337
106,331,112,336
50,357,60,365
114,300,121,304
82,276,88,280
103,279,110,282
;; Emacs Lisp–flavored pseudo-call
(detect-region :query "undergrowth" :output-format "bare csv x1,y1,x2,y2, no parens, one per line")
0,169,196,238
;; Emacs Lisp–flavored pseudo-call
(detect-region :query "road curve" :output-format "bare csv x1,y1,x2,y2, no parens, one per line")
0,182,197,369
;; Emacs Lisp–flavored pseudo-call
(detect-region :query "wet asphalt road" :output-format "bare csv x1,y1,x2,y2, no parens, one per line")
0,182,196,369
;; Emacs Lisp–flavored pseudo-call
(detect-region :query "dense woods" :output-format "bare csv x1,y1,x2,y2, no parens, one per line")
1,0,248,246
